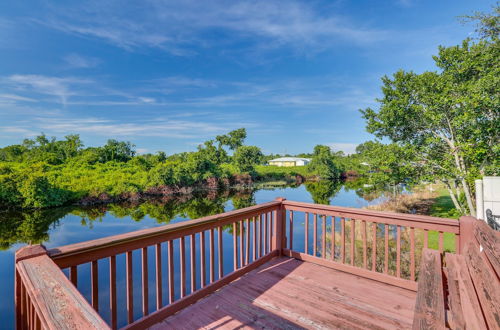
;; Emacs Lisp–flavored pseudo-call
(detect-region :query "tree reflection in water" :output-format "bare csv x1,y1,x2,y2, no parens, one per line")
0,188,259,250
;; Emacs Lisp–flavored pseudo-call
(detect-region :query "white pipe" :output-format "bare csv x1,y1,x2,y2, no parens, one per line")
475,179,484,220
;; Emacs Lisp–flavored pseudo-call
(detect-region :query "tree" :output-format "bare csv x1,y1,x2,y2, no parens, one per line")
216,128,247,150
355,141,420,188
361,6,499,215
98,139,136,162
233,146,263,173
308,145,342,180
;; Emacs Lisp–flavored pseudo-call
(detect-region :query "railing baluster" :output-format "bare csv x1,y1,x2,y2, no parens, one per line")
167,240,174,304
424,229,429,248
240,221,244,267
258,214,262,258
362,220,367,268
322,215,326,258
109,255,117,330
245,218,250,265
305,212,309,255
331,216,335,261
126,251,134,324
372,223,377,272
384,224,389,274
396,226,401,278
289,211,294,250
190,234,196,294
218,226,224,278
91,260,99,311
439,231,444,253
313,214,318,257
341,217,345,263
350,219,355,266
156,243,162,309
233,222,238,271
142,247,149,316
252,216,257,261
209,228,214,284
455,233,460,253
410,227,415,281
264,213,269,255
200,231,206,288
180,237,186,298
70,265,77,287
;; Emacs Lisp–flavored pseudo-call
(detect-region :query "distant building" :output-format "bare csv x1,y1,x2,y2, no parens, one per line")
268,157,311,167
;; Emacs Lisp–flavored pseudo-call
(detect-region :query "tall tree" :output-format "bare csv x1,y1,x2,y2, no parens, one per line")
361,5,499,215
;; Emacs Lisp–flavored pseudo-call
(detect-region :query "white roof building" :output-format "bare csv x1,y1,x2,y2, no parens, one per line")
268,157,311,167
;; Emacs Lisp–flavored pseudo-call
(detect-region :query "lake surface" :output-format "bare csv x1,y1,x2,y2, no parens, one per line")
0,181,387,329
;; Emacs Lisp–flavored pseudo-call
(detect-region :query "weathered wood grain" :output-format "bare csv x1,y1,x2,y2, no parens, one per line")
465,242,500,329
444,253,486,330
155,257,416,330
474,219,500,277
412,249,445,330
16,255,109,329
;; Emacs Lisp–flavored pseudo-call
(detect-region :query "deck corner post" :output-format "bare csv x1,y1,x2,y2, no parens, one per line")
15,244,47,263
15,244,48,330
274,197,287,255
458,216,475,254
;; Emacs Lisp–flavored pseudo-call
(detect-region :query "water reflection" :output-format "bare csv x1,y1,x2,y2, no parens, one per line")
0,179,396,251
0,189,260,250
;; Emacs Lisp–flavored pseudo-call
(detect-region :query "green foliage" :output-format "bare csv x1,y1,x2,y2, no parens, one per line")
254,164,313,180
361,6,499,215
354,141,420,186
233,145,263,173
305,180,342,204
307,145,342,180
216,128,247,150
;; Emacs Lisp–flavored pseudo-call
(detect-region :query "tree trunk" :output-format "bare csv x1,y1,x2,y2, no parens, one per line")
444,181,464,214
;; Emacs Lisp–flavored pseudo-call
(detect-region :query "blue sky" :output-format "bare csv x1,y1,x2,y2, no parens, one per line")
0,0,494,155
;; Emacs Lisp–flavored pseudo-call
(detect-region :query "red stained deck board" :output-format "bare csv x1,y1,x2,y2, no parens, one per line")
150,257,416,329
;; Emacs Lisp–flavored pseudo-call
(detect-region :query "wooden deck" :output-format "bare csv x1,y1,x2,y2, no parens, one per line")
152,257,416,330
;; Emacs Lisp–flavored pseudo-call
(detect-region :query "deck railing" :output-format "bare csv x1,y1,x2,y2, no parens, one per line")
15,198,463,330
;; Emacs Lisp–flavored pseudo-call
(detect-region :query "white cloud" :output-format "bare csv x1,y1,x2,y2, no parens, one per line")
36,0,387,56
326,142,358,155
0,93,37,102
4,74,91,106
63,53,101,68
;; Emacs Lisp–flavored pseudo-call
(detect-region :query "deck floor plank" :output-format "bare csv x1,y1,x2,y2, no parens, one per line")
151,257,416,330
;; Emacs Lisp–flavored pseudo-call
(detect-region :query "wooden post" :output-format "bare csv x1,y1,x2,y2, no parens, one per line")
459,216,475,255
15,245,48,330
273,197,286,255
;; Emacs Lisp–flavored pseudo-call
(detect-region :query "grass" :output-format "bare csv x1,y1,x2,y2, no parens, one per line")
254,165,314,179
367,184,460,253
429,187,460,219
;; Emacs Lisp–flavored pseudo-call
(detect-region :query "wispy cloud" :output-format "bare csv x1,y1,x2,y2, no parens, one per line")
63,53,101,68
36,0,387,56
3,74,91,106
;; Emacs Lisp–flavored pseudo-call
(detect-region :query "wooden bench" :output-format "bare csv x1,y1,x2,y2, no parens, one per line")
413,218,500,329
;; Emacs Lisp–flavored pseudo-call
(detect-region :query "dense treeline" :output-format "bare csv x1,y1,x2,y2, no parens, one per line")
0,129,349,210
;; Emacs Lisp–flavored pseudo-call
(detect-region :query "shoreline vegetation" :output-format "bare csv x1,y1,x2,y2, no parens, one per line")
365,184,460,219
366,184,459,252
0,130,353,211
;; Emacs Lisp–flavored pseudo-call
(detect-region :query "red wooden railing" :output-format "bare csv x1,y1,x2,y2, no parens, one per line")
280,201,459,291
15,198,463,330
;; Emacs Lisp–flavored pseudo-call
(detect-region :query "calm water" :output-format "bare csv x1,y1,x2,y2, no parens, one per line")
0,181,387,329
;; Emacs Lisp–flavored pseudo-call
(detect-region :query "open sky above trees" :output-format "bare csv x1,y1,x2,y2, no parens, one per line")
0,0,494,155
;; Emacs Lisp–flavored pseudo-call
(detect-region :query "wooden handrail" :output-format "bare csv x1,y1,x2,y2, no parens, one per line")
15,245,109,330
48,200,281,268
283,200,459,233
